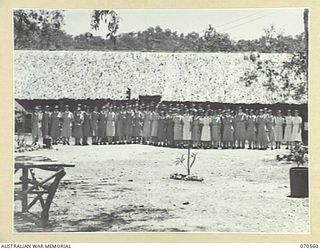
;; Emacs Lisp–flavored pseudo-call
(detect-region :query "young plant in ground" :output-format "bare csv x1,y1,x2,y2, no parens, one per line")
174,143,198,175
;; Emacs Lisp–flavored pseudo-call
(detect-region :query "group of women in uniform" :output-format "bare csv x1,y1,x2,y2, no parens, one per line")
30,103,304,150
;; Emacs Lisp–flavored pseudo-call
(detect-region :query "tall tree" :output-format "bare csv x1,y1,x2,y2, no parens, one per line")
202,25,234,52
14,9,65,49
90,10,120,49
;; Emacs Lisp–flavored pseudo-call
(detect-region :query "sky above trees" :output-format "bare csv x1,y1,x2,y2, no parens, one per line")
62,8,304,41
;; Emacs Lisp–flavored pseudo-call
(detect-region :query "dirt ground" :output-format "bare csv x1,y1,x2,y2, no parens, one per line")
14,144,309,233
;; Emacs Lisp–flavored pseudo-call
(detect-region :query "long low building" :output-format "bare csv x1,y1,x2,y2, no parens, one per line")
14,50,307,104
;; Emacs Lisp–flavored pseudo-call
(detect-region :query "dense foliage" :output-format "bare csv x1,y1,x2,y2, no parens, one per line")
276,144,308,167
14,10,306,53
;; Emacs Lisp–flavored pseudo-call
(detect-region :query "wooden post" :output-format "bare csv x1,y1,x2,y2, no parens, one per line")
21,167,28,212
40,170,66,225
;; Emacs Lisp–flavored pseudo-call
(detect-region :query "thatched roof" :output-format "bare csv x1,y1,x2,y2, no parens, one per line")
14,50,307,104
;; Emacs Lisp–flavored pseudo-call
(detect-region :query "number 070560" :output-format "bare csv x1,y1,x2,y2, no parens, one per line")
300,244,319,248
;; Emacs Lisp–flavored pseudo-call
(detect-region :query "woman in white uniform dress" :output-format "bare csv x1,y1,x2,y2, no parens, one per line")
284,110,293,149
291,110,302,146
61,105,74,145
274,110,284,149
182,110,192,145
200,111,211,149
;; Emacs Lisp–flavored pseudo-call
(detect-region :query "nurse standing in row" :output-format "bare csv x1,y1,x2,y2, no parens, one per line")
90,106,99,145
222,109,234,149
274,110,284,149
173,110,183,147
257,109,268,150
50,105,61,145
191,110,201,148
61,105,73,145
182,109,192,146
284,110,293,149
106,107,116,144
142,106,152,144
266,109,275,150
246,109,256,149
292,110,302,146
200,111,212,149
211,110,221,149
31,106,42,145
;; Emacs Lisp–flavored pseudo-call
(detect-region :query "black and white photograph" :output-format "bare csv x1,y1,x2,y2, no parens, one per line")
13,8,309,233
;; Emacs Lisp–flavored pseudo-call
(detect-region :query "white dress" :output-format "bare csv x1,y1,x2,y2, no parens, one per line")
274,116,284,142
284,116,293,142
182,115,192,140
200,117,211,141
291,116,302,142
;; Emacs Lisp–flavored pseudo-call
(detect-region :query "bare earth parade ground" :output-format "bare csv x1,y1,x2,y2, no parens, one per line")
14,144,309,233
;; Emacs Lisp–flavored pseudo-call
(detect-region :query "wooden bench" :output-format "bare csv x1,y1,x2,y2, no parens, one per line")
15,156,75,225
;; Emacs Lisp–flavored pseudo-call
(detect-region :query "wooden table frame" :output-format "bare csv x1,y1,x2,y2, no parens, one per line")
14,157,74,225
